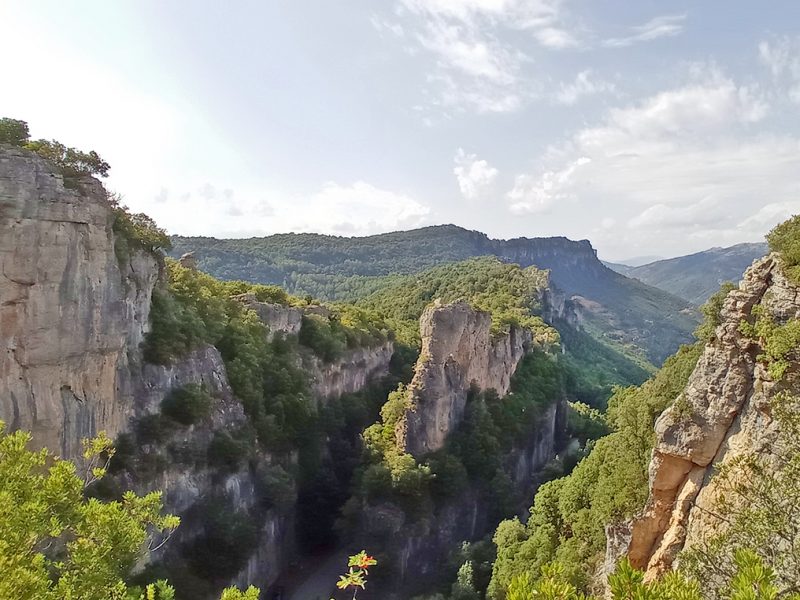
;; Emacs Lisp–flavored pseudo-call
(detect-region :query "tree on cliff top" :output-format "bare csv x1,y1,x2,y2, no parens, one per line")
768,214,800,283
0,117,29,146
0,116,110,180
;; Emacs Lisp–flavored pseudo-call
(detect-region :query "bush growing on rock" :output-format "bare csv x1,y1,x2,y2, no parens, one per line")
768,214,800,281
207,430,250,471
161,384,213,426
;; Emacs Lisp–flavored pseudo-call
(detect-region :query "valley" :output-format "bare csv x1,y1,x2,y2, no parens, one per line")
1,124,798,600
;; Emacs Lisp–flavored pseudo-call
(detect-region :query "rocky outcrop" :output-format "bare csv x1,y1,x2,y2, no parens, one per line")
398,301,532,456
234,293,303,339
619,254,799,579
0,146,159,459
237,293,395,400
308,341,394,400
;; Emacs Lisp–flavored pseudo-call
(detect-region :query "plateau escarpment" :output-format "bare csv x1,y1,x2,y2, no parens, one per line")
171,224,698,368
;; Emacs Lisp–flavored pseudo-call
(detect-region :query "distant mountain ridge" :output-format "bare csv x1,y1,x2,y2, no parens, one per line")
171,225,698,366
604,242,769,305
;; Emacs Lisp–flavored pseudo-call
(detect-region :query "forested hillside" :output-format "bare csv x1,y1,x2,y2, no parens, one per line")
605,242,768,305
172,226,698,367
354,257,651,406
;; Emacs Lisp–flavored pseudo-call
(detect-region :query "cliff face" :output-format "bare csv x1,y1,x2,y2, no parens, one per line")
398,301,532,456
125,344,296,592
308,341,394,400
371,301,566,593
234,293,303,339
0,146,159,459
617,254,799,578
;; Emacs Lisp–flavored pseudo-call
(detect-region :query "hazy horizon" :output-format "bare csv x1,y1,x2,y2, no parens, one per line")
3,1,799,259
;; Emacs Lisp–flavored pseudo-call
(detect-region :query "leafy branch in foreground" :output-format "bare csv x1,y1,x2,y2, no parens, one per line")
335,551,377,599
0,421,258,600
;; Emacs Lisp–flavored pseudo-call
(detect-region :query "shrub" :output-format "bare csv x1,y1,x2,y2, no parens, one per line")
111,195,172,261
207,431,249,472
136,414,169,445
256,464,296,511
427,452,469,500
767,214,800,278
299,313,347,362
161,384,213,426
142,288,207,365
694,282,736,342
184,497,258,581
251,284,290,304
109,433,137,474
359,464,391,501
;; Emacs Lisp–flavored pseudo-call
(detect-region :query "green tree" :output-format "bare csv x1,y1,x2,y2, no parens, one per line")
110,193,173,259
767,215,800,281
0,423,179,600
451,561,481,600
24,138,110,179
504,553,797,600
0,422,261,600
0,117,30,145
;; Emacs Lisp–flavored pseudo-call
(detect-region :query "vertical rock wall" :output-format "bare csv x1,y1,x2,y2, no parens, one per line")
618,255,800,579
398,301,533,456
0,146,159,459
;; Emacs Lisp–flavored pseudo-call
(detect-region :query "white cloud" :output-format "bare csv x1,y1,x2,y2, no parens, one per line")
759,36,800,79
555,70,616,105
506,70,799,255
454,148,499,199
299,181,431,234
576,70,767,147
531,26,579,49
145,181,431,238
738,201,800,233
759,36,800,104
371,14,405,37
603,14,686,48
508,157,590,214
390,0,576,115
417,19,520,84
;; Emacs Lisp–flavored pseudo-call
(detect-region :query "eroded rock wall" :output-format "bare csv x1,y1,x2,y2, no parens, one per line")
234,293,303,339
0,146,159,459
619,254,800,579
308,341,394,400
399,301,532,456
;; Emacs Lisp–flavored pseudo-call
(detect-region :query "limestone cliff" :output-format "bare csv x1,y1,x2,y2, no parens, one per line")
308,341,394,400
0,146,159,459
398,301,533,456
368,301,567,594
234,293,303,339
617,254,800,579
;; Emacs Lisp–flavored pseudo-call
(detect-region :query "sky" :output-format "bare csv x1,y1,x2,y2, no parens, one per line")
2,1,800,261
